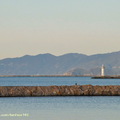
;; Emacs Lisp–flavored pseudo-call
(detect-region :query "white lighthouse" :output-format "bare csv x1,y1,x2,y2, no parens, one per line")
101,64,105,76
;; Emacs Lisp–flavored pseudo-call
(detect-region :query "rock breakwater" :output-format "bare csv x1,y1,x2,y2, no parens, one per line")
0,85,120,97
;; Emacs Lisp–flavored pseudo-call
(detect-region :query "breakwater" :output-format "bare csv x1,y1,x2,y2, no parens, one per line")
92,76,120,79
0,85,120,97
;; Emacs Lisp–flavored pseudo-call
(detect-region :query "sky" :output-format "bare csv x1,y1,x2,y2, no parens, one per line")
0,0,120,59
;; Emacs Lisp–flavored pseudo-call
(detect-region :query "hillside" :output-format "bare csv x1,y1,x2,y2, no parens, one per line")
0,51,120,75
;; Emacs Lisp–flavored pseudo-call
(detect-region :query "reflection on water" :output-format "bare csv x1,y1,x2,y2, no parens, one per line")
0,96,120,120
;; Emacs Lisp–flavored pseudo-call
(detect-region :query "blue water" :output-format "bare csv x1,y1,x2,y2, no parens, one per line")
0,76,120,86
0,77,120,120
0,96,120,120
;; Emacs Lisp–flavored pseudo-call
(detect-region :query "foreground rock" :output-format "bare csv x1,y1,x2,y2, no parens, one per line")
0,85,120,97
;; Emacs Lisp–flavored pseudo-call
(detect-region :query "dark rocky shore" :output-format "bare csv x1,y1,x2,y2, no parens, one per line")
0,85,120,97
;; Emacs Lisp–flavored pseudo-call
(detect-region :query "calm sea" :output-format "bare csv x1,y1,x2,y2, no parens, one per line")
0,76,120,86
0,76,120,120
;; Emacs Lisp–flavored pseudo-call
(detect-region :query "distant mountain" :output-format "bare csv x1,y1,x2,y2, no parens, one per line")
0,51,120,75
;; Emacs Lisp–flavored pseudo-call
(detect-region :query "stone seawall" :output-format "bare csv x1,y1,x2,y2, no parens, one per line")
0,85,120,97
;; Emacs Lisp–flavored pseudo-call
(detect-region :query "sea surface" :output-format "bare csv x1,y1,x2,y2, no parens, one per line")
0,76,120,86
0,76,120,120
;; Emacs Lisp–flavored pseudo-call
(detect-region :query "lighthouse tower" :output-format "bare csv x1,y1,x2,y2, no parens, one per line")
101,64,105,76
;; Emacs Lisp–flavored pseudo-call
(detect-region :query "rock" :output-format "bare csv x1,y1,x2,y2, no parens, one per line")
0,85,120,97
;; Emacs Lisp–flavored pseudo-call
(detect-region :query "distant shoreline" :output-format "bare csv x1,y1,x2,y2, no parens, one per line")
0,75,120,79
0,75,92,77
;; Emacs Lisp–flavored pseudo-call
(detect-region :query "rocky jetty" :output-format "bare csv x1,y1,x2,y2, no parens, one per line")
0,85,120,97
92,76,120,79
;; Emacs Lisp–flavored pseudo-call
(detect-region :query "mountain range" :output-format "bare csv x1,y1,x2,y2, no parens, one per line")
0,51,120,75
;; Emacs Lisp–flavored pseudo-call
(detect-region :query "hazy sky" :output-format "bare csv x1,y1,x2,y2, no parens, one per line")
0,0,120,59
